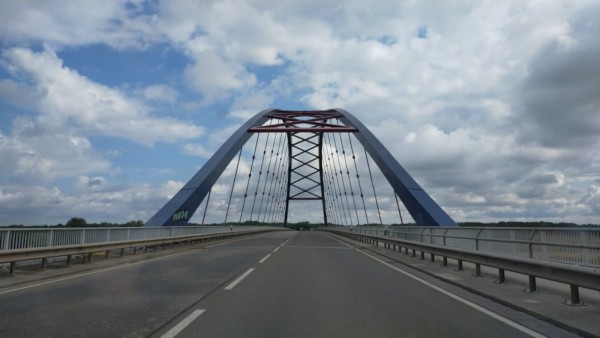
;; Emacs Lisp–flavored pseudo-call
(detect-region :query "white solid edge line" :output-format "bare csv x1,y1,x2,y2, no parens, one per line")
225,268,255,290
259,254,272,264
0,248,203,296
273,247,280,252
160,309,206,338
357,250,547,338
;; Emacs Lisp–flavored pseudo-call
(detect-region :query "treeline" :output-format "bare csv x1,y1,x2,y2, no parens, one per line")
3,217,144,228
3,218,597,228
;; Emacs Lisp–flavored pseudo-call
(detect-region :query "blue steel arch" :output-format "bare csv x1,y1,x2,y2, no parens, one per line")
145,109,457,227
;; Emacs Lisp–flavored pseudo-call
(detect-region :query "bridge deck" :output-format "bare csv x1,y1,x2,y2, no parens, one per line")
0,232,591,337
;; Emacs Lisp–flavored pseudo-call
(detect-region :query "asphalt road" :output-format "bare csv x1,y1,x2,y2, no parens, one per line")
0,231,573,337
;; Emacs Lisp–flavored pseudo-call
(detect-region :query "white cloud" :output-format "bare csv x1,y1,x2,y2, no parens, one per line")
2,47,203,146
142,84,178,104
0,0,598,225
0,0,161,49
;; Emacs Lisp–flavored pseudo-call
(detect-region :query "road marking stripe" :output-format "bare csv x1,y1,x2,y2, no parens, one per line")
225,268,254,290
358,250,547,338
160,309,205,338
273,247,280,252
0,248,204,296
259,254,271,264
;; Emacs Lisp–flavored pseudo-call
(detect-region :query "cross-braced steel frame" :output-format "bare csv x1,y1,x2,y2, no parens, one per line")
145,109,457,227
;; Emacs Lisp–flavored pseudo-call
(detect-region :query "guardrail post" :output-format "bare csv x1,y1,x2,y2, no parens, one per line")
105,250,110,258
9,261,15,274
2,230,10,250
456,260,463,271
442,256,448,266
67,255,72,266
565,284,584,306
475,228,483,251
495,269,506,284
48,230,54,247
473,263,481,277
411,249,416,257
420,251,425,260
528,230,538,259
443,228,449,247
525,275,538,293
430,253,435,262
40,257,47,270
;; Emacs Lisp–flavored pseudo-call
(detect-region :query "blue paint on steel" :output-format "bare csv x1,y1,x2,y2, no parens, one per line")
146,108,456,227
145,109,272,226
334,108,457,227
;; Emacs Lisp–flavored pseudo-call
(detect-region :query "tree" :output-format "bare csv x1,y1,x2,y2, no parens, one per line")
66,217,87,228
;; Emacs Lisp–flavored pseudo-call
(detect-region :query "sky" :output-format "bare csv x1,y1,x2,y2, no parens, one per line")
0,0,599,226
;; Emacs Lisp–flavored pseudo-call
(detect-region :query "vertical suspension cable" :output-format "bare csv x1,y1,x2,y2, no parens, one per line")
326,133,349,225
201,190,211,224
249,132,272,220
272,137,290,222
347,134,369,224
276,137,290,224
395,193,404,225
364,148,383,224
323,155,341,225
262,132,285,223
224,149,243,224
335,131,360,225
258,132,282,221
239,134,261,223
333,134,354,225
327,133,352,225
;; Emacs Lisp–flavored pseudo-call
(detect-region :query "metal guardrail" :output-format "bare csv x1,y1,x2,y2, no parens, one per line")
334,226,600,268
0,226,268,252
323,227,600,305
0,226,283,275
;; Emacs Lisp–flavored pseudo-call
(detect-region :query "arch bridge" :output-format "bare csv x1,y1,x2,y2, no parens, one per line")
146,109,457,228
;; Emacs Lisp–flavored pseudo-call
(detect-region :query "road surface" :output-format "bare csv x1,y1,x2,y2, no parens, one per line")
0,231,575,337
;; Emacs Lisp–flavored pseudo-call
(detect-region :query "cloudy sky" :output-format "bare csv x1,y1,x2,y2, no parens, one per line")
0,0,599,226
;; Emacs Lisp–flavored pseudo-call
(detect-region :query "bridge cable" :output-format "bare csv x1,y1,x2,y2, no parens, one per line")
325,153,342,225
262,133,285,223
270,135,289,224
330,132,354,225
347,133,369,224
326,133,349,225
224,149,243,224
249,131,273,221
336,131,360,225
201,190,211,224
258,131,281,221
238,134,262,223
395,193,404,225
364,147,383,224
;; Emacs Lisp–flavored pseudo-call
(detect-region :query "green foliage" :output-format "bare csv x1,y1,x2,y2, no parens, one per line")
66,217,87,227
